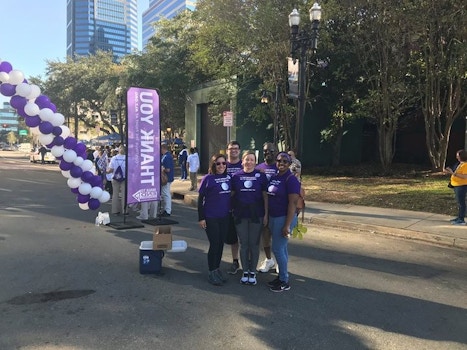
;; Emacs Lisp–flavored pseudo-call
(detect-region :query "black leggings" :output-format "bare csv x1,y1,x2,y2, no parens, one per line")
205,216,229,271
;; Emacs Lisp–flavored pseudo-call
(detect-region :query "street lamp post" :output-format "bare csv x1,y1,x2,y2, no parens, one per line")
260,82,281,146
289,2,322,159
115,87,125,145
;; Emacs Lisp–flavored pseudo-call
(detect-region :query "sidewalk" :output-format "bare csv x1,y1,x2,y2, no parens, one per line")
170,179,467,250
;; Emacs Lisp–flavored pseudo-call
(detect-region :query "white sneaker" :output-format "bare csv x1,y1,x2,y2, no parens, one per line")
258,258,276,273
248,272,257,285
240,272,249,284
136,215,147,220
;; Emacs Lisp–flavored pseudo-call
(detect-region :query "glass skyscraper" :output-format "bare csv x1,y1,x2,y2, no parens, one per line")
66,0,138,60
142,0,196,48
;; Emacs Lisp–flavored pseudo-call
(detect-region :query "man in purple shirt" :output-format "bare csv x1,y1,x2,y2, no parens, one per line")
255,142,278,273
225,141,242,275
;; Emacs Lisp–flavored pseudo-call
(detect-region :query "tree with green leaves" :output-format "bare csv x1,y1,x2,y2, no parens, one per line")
408,0,467,171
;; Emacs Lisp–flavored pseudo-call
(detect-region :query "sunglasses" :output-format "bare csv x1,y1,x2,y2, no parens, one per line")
216,161,227,166
276,159,289,164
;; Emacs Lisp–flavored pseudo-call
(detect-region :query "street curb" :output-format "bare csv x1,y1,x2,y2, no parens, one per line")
172,190,467,251
310,217,467,251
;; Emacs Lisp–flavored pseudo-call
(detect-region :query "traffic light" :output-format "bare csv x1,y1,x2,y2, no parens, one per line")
110,111,117,125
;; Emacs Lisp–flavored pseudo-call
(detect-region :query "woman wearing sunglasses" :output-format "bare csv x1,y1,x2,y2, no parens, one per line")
198,154,232,286
266,152,301,292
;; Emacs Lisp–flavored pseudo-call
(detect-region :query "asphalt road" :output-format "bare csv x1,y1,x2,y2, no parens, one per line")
1,155,466,350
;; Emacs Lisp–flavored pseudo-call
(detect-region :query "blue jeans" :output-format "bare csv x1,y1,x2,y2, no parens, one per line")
180,162,187,179
454,186,467,220
269,215,297,283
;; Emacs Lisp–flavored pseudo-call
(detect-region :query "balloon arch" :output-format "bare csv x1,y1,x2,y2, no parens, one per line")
0,60,110,210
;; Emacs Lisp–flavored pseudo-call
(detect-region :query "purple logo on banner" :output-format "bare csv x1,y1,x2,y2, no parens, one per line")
126,87,160,204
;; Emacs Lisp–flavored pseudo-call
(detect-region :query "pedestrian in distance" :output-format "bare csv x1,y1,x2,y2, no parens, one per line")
160,143,174,217
225,141,242,275
198,154,232,286
231,151,269,286
266,152,300,292
178,145,188,180
443,149,467,225
107,145,127,215
187,147,200,191
255,142,278,273
38,145,47,164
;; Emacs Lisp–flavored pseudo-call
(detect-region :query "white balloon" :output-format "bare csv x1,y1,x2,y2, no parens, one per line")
90,186,103,199
8,70,24,85
0,72,9,83
60,125,70,138
78,183,92,195
67,177,82,188
16,82,31,97
51,113,65,126
38,133,54,146
79,202,89,210
63,149,77,163
26,85,41,100
73,156,84,166
51,145,65,157
39,108,54,122
98,191,111,203
24,102,40,116
61,170,71,178
81,159,94,172
29,126,42,135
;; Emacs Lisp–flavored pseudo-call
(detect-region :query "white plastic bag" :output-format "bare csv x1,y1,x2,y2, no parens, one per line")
96,211,110,226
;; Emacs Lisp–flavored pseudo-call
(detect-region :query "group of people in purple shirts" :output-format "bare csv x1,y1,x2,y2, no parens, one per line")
197,141,302,292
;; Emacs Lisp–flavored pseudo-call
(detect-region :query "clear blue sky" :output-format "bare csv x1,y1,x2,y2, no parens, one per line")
0,0,148,104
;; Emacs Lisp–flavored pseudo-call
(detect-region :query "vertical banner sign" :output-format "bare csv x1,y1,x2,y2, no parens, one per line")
288,57,299,99
126,87,161,204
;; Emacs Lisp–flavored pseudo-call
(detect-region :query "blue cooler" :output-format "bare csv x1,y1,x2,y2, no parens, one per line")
139,241,164,274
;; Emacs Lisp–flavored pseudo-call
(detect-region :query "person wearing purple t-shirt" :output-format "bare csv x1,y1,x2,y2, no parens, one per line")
255,142,278,273
225,141,243,275
198,154,232,286
232,151,269,286
266,152,300,292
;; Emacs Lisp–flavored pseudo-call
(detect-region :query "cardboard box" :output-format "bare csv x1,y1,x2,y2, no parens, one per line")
153,225,172,250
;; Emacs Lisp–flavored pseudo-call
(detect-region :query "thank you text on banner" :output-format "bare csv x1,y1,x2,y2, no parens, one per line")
126,87,160,204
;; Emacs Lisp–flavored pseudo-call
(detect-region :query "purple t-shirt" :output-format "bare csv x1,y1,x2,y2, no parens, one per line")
227,160,242,176
255,162,278,181
231,169,268,218
198,173,231,219
267,170,301,217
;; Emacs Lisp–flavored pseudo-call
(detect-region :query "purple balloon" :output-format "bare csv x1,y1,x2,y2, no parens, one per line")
79,151,87,159
88,198,100,210
56,155,63,161
70,165,83,178
81,171,94,183
74,142,86,155
63,137,77,150
46,141,55,148
24,116,41,127
77,194,90,204
59,160,73,171
0,83,17,96
70,187,79,194
53,136,64,146
35,95,50,109
10,95,27,110
90,175,102,187
52,126,63,136
39,121,54,134
49,103,57,113
0,61,12,73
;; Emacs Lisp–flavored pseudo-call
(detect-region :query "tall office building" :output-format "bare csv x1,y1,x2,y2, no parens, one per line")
66,0,138,60
142,0,197,48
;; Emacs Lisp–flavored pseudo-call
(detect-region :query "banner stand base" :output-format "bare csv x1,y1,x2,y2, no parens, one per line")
107,220,145,230
142,218,178,226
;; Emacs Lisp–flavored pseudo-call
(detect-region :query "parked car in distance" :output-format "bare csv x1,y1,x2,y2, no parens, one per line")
30,148,56,164
1,144,16,151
